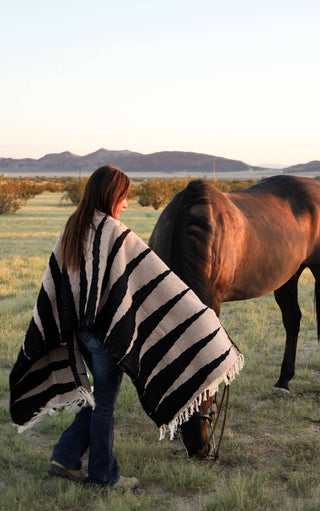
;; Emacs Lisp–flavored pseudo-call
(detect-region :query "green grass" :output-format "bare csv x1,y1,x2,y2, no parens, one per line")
1,192,320,510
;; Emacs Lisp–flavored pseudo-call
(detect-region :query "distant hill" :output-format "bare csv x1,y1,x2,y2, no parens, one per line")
0,149,318,176
281,160,320,174
0,148,263,175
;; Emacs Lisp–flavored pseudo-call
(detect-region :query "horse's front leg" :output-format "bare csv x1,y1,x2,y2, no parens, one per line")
273,273,302,392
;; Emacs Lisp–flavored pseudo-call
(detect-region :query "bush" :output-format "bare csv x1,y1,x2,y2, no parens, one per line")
134,178,169,209
62,178,88,205
15,178,42,201
134,176,195,210
40,179,66,193
0,176,43,214
0,177,23,214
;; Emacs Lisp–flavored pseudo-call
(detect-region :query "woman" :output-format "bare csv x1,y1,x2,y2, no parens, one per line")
10,165,243,484
47,165,139,489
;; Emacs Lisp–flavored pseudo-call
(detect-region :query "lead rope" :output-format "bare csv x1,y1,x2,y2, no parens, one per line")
199,384,230,461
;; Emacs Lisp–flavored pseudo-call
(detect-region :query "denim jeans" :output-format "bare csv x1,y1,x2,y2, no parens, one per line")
51,330,123,485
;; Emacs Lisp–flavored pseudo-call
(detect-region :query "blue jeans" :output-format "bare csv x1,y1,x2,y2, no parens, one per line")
51,331,123,486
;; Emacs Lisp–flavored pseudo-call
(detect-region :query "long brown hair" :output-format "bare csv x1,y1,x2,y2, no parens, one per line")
60,165,130,270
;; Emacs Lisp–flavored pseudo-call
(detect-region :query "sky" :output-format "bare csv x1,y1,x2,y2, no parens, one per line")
1,0,319,167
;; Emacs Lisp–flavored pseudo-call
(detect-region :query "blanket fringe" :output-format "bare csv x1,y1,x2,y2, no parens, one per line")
159,353,244,441
15,386,95,433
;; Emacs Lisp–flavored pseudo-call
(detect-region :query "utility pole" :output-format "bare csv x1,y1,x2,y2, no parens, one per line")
79,160,82,179
213,161,215,181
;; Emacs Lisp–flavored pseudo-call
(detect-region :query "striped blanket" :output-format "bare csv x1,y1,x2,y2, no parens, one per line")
10,211,243,438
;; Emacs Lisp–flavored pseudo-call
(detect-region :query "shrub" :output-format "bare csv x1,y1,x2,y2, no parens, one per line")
62,178,88,205
134,176,195,210
0,176,23,214
14,178,42,200
134,179,169,209
40,179,66,193
0,176,43,214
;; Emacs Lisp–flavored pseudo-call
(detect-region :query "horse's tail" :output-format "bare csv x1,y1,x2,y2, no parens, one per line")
315,280,320,342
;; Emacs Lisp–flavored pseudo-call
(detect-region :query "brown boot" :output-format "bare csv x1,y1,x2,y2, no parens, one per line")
113,475,139,490
47,460,87,482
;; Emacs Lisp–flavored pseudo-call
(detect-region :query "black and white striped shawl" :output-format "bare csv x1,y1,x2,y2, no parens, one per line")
10,211,243,438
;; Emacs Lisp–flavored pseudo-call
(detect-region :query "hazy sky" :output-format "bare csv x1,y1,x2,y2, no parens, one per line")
1,0,319,166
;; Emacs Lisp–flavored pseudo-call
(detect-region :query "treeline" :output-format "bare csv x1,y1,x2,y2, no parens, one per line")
0,175,259,214
130,176,258,209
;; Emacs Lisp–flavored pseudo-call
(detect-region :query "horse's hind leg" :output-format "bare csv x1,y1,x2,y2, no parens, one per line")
273,270,303,392
308,265,320,342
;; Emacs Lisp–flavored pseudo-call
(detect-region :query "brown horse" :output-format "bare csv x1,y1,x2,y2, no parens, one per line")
149,175,320,454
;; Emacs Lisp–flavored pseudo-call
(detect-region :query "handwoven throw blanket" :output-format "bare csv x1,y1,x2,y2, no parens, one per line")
10,211,244,438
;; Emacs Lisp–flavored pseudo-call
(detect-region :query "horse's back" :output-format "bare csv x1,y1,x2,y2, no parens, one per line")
230,175,320,219
228,175,320,260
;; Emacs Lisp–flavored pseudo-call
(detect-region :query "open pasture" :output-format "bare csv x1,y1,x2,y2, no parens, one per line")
1,192,320,510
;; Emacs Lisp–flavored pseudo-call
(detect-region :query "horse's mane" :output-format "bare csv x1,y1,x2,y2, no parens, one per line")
170,180,218,307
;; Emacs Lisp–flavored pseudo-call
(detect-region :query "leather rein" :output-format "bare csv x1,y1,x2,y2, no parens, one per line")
198,384,230,461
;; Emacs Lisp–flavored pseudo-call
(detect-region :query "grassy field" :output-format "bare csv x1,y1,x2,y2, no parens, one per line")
1,192,320,510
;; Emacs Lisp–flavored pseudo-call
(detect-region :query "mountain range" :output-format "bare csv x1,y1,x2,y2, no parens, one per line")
0,148,319,176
